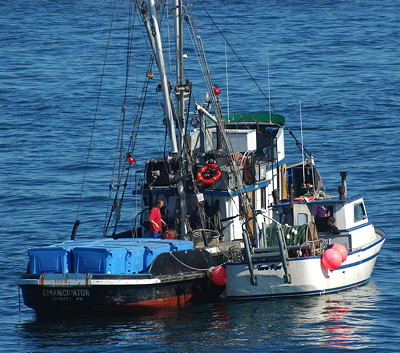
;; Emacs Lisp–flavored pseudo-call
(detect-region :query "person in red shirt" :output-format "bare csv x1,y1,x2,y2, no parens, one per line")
148,199,166,238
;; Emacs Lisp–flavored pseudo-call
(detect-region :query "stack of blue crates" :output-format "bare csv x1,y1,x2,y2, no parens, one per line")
28,238,193,275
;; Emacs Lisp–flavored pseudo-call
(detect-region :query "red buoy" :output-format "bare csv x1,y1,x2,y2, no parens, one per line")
211,266,226,286
213,86,221,95
161,230,176,239
321,248,342,270
126,153,136,165
332,244,348,262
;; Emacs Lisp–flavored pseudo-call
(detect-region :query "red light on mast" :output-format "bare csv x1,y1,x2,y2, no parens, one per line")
126,153,135,165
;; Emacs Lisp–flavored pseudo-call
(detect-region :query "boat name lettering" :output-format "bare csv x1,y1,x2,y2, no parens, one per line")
42,289,90,297
256,264,282,271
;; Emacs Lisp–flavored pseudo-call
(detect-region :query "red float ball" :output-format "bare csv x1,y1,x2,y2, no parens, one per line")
332,244,348,262
211,266,226,286
321,248,342,270
126,156,136,165
213,86,221,95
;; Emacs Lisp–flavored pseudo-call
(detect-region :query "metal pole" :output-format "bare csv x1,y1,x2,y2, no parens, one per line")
277,226,291,283
242,223,257,286
148,0,179,154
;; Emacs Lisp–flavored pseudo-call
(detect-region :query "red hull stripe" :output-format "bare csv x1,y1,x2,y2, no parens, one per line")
122,294,193,308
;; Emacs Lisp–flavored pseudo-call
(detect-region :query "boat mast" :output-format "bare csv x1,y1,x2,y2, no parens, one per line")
174,0,185,140
146,0,179,154
138,0,189,235
174,0,189,235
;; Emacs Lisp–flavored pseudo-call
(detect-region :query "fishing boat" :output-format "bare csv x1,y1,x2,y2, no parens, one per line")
17,0,385,314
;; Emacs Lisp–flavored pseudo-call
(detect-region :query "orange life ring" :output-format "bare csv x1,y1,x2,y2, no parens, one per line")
196,163,222,185
293,196,315,202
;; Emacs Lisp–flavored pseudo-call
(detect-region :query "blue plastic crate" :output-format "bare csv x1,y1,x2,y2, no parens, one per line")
73,248,110,274
28,247,71,274
72,247,144,275
125,247,146,274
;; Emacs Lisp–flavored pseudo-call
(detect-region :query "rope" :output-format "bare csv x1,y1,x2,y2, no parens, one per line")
168,251,228,272
168,252,209,271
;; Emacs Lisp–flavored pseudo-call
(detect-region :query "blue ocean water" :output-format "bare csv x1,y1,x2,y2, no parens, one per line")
1,0,400,352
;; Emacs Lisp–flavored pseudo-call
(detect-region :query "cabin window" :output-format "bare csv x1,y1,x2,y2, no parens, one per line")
354,202,366,222
297,213,308,225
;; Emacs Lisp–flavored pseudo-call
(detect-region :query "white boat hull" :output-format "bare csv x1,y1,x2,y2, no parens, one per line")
225,236,385,299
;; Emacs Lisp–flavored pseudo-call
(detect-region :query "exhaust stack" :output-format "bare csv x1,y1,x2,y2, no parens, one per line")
338,171,347,201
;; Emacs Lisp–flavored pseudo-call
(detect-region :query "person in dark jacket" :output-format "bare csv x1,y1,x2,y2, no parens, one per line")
316,216,341,235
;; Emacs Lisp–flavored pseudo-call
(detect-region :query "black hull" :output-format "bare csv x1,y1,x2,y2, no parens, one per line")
19,272,224,315
18,248,228,315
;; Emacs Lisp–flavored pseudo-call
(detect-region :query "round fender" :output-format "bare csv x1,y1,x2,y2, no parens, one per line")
196,164,222,185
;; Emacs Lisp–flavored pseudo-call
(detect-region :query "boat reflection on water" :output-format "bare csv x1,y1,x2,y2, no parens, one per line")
323,302,352,348
211,283,380,350
318,285,379,349
19,284,380,350
283,283,379,349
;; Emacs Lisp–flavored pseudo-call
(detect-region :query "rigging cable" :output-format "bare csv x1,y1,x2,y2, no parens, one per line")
285,123,312,158
186,9,255,254
196,0,313,166
103,0,136,235
196,0,276,112
104,3,155,235
225,43,230,118
71,0,119,240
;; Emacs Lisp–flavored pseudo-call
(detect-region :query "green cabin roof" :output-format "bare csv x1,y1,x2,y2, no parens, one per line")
222,112,285,126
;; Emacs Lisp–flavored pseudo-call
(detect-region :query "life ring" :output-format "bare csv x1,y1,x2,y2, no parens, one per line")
197,164,222,185
293,196,315,202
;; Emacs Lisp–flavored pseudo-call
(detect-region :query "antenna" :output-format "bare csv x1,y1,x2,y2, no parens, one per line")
299,100,305,187
310,152,316,196
267,51,271,123
225,43,230,119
